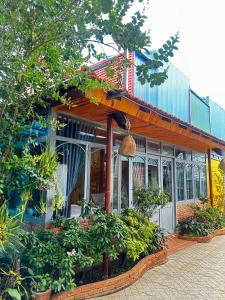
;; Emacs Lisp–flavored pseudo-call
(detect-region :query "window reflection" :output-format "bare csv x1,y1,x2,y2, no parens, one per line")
162,160,173,202
121,157,129,209
133,156,145,200
176,162,185,201
194,165,200,198
148,158,159,190
186,164,193,199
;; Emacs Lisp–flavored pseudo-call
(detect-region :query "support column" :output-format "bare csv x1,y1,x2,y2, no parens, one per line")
207,149,214,207
105,116,113,214
103,116,113,278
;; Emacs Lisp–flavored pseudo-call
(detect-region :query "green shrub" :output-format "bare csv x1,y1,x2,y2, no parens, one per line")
87,212,128,263
134,186,170,217
195,207,225,230
51,216,67,227
121,208,156,260
59,222,94,269
148,226,166,254
21,230,75,293
177,218,212,237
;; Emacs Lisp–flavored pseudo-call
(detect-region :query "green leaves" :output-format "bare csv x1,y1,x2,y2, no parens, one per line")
4,288,21,300
134,186,170,218
136,33,179,85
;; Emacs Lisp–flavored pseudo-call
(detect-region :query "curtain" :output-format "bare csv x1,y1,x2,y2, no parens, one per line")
56,115,96,216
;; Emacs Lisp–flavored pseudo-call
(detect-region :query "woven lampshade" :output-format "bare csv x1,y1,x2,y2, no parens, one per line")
119,135,136,157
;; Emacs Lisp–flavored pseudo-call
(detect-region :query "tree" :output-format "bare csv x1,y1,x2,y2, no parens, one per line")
0,0,179,246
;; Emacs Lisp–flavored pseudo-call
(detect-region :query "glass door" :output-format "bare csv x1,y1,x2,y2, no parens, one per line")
148,155,160,226
112,153,130,213
56,141,87,218
160,157,174,233
89,147,106,207
133,155,146,203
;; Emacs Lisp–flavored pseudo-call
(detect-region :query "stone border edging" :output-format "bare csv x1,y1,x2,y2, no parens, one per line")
178,228,225,243
177,233,213,243
214,228,225,236
51,248,168,300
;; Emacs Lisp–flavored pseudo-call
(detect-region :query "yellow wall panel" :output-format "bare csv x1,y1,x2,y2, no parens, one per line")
211,159,224,209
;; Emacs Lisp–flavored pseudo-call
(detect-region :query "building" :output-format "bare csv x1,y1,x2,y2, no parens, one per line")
19,51,225,233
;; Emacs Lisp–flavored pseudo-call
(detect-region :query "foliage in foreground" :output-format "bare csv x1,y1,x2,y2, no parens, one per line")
0,209,166,296
177,206,225,237
134,186,170,218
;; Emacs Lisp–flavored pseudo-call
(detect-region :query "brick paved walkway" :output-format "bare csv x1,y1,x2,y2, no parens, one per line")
95,236,225,300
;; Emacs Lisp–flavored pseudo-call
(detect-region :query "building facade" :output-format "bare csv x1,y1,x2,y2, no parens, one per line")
13,51,225,233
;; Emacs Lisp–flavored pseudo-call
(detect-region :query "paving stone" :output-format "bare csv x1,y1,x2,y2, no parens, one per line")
93,236,225,300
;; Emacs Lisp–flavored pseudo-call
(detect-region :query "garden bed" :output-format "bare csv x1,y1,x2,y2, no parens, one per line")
51,248,168,300
178,228,225,243
177,233,213,243
214,228,225,236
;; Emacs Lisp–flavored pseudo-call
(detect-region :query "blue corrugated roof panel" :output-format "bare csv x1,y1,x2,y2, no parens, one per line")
133,51,190,122
190,90,210,133
209,98,225,140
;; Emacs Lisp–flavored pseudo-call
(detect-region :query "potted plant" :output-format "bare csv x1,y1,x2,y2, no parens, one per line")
46,216,66,234
31,274,51,300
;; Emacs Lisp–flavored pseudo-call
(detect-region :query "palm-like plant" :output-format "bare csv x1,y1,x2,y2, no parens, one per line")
0,202,23,256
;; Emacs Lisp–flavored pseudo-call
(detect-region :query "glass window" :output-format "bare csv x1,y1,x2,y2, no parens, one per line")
200,165,207,197
185,150,192,161
113,154,119,210
148,158,159,190
133,155,145,204
175,148,185,160
193,152,206,164
133,156,145,191
193,165,200,198
121,156,129,209
176,162,185,201
134,136,146,152
147,141,161,153
186,164,193,200
90,148,106,206
162,144,174,156
56,140,86,218
162,160,173,202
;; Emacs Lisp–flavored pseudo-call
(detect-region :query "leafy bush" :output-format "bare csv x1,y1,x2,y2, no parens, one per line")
121,208,156,260
199,195,209,205
195,208,225,230
88,212,128,262
148,226,166,254
31,273,51,293
20,230,75,293
177,218,212,237
59,221,94,269
51,216,67,227
134,186,170,217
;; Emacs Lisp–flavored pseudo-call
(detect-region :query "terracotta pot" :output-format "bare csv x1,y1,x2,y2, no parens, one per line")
32,288,51,300
119,135,136,157
220,158,225,171
45,225,62,235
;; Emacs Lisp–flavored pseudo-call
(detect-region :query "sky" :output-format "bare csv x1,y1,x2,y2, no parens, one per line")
145,0,225,109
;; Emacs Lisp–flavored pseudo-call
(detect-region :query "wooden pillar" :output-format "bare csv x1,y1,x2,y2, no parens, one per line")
207,149,214,207
103,116,113,278
105,116,112,214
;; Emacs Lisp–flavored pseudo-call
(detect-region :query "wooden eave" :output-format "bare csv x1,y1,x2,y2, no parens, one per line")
54,89,225,153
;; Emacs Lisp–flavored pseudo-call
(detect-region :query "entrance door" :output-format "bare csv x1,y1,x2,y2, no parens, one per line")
56,141,87,218
112,153,130,213
148,156,161,226
89,147,106,207
160,158,174,233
